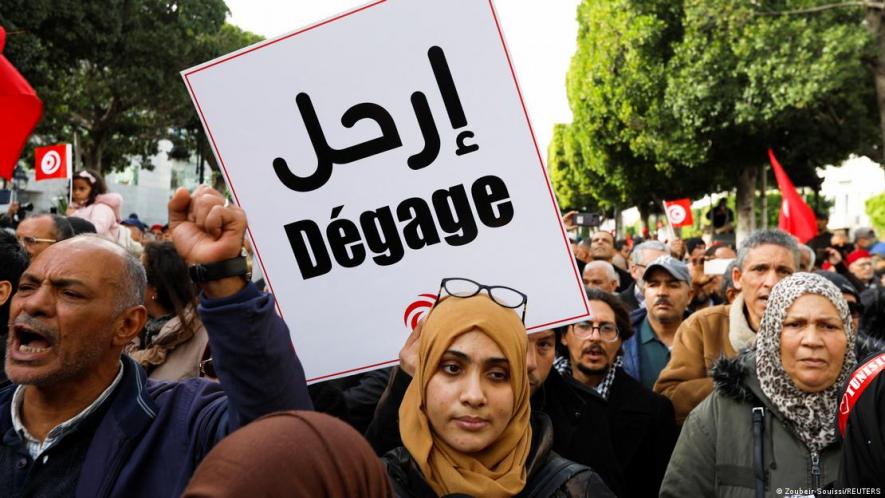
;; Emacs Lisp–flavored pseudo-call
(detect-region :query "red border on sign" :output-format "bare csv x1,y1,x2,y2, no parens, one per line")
182,0,590,382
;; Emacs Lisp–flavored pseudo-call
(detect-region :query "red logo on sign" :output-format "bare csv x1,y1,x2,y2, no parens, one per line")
403,293,437,330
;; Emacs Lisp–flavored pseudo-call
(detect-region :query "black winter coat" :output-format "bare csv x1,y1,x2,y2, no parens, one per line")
553,368,678,498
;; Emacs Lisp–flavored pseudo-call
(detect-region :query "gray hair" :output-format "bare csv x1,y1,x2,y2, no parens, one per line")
585,260,619,286
70,234,146,314
798,244,815,270
735,229,801,270
630,240,669,265
117,249,147,314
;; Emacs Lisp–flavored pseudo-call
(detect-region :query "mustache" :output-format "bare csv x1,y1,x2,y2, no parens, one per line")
582,344,606,355
653,298,672,306
10,314,59,342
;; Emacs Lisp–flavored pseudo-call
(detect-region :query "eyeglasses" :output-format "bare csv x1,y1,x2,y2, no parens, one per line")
436,277,528,323
18,236,57,247
571,321,620,342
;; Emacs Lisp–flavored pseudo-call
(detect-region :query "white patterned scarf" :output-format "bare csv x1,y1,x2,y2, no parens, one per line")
755,272,857,452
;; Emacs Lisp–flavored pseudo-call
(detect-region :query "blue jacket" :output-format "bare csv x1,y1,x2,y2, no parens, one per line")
0,283,312,498
622,307,647,382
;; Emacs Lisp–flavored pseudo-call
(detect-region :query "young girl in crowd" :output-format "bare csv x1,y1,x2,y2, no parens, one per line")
67,168,123,239
382,292,613,498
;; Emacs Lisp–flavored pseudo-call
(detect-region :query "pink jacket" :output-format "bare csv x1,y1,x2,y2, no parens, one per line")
70,192,123,238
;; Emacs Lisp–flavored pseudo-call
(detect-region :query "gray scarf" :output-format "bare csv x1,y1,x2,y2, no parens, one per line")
755,272,857,452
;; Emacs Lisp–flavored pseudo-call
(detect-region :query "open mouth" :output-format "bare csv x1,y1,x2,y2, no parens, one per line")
11,325,55,357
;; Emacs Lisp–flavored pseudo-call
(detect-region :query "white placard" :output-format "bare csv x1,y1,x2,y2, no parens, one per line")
182,0,589,382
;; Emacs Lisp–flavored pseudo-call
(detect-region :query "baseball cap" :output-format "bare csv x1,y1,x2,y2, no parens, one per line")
643,255,690,283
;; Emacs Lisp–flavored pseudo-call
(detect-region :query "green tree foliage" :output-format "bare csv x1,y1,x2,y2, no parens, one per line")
664,1,877,186
867,192,885,234
553,0,879,232
1,0,261,173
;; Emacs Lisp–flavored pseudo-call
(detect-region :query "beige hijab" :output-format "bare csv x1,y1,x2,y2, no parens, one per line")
399,295,532,498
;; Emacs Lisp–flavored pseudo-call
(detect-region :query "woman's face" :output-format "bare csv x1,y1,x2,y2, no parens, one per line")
425,329,515,454
780,294,847,393
72,178,91,203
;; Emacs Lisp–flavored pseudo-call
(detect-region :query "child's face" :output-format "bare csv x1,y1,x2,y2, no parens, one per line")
72,178,91,203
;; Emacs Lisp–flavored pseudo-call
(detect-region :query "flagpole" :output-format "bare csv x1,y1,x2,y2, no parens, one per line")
661,201,676,242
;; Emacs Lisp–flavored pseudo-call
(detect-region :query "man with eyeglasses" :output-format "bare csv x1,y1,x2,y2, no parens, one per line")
556,288,677,498
15,214,74,259
618,240,670,312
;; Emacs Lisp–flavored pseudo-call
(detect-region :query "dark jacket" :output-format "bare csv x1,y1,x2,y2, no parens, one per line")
614,265,634,293
661,352,841,497
562,368,678,498
382,412,616,498
618,283,640,313
0,283,312,498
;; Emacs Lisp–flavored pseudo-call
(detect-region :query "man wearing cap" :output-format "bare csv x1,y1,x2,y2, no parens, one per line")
618,240,670,312
623,256,694,390
847,249,876,291
654,229,799,423
120,214,147,245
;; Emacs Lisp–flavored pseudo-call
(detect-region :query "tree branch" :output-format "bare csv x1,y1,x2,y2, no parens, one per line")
753,1,884,16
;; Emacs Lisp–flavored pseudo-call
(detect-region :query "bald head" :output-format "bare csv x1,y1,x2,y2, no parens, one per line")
583,260,619,293
43,235,146,313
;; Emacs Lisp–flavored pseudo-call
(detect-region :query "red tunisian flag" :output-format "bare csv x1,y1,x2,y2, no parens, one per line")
768,148,818,243
35,144,72,181
0,26,43,180
663,198,694,227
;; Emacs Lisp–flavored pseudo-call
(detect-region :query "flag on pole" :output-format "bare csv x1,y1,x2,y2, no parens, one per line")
663,198,694,227
768,148,818,243
34,144,72,181
0,26,43,180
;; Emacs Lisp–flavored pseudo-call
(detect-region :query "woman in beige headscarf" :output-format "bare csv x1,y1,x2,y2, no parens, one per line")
382,293,614,498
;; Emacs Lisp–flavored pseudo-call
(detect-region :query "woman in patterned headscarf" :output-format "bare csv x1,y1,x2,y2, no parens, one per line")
661,272,857,498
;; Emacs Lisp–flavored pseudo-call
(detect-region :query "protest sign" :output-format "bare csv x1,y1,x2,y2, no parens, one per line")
182,0,589,382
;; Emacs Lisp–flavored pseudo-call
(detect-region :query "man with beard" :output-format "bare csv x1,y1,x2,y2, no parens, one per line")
622,256,694,390
654,229,799,423
558,289,677,498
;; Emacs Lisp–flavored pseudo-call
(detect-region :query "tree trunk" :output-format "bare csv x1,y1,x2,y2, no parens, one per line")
736,166,758,246
865,7,885,160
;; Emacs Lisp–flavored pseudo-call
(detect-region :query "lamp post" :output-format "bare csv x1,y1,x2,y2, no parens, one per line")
11,164,28,202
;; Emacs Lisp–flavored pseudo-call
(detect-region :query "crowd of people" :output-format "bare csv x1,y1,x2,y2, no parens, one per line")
0,169,883,497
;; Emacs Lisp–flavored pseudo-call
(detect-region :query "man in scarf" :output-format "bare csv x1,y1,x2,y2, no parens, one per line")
556,288,678,498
